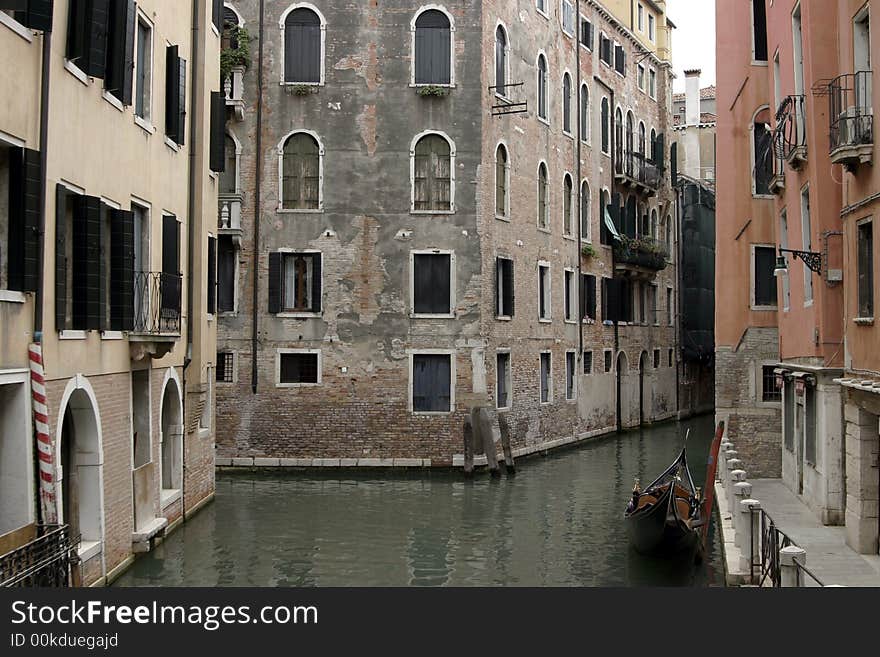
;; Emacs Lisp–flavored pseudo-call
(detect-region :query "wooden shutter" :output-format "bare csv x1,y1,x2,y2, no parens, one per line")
85,0,110,78
20,0,53,31
670,142,678,187
105,0,134,103
212,0,222,32
218,236,235,312
176,55,186,146
72,196,101,330
285,10,321,83
210,91,226,172
310,253,322,313
587,275,596,320
6,147,40,292
494,258,502,316
161,214,180,317
654,133,665,169
415,12,451,85
207,236,216,315
267,252,282,314
110,209,134,330
165,45,181,143
413,354,451,412
54,185,68,330
504,260,515,317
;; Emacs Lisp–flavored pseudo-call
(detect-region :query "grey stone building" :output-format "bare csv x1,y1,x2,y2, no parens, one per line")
214,0,685,467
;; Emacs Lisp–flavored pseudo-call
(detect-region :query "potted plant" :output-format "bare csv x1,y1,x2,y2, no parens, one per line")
582,243,597,259
220,26,251,83
416,85,450,97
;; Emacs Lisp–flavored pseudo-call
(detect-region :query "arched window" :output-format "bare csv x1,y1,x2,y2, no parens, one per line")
495,143,509,218
625,111,634,175
220,134,237,194
651,208,658,239
413,132,453,212
615,107,624,171
580,84,590,143
222,6,243,51
563,173,573,235
537,54,548,121
537,162,549,229
601,97,609,153
638,122,646,156
495,25,507,96
414,9,452,85
580,180,591,241
752,106,773,196
650,128,657,162
599,188,611,245
283,6,323,84
281,131,321,210
562,73,572,134
665,216,672,256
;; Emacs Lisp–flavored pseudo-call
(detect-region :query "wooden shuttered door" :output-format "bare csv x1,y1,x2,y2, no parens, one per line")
414,10,451,85
654,133,665,169
284,9,321,83
105,0,135,105
580,274,596,321
414,135,451,212
165,45,186,145
413,254,451,314
670,141,678,186
161,214,180,319
495,258,514,317
207,236,217,315
55,184,69,330
218,236,235,312
412,354,451,412
282,134,319,210
267,252,282,314
210,91,226,173
72,196,102,330
6,147,41,293
110,209,134,330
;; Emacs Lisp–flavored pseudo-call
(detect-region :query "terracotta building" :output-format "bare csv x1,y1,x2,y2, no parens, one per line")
214,0,689,468
0,0,222,586
716,0,879,555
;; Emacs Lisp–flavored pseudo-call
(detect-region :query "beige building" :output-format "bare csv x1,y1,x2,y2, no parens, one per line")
0,0,222,586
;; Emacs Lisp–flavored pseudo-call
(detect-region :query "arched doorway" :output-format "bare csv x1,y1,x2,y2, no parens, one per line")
616,351,629,431
639,351,649,426
57,382,103,556
160,376,183,500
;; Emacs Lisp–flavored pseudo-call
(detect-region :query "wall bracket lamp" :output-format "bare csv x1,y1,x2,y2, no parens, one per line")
774,247,822,277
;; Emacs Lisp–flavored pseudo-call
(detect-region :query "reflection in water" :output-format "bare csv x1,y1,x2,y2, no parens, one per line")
116,415,725,587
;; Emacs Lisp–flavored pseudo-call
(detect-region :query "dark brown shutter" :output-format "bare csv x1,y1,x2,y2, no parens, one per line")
177,55,187,146
494,258,501,316
165,45,181,142
161,214,180,318
105,0,135,104
54,185,68,330
6,146,25,292
670,141,678,187
310,253,322,313
212,0,222,32
504,260,515,317
72,196,101,330
207,236,217,315
98,202,108,330
587,275,597,320
284,9,321,83
110,209,134,330
210,91,226,173
85,0,110,78
21,0,53,31
267,252,282,314
6,147,40,292
415,11,451,85
414,254,450,314
654,133,665,169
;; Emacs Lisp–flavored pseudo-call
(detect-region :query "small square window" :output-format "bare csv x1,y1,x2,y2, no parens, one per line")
216,352,234,383
279,352,320,385
761,365,781,402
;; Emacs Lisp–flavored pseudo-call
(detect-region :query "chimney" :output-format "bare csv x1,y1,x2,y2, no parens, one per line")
685,69,701,126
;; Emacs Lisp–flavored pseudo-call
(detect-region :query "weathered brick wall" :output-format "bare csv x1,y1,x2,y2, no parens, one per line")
715,327,782,477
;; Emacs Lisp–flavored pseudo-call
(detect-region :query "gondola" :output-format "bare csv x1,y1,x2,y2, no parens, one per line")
624,447,704,559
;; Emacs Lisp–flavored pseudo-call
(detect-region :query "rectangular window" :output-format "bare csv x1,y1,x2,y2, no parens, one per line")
165,45,187,145
752,0,768,62
638,4,644,31
604,350,612,373
858,220,874,318
101,200,136,332
602,277,632,323
753,245,778,308
648,14,655,42
412,353,452,412
496,352,511,409
754,121,772,195
649,69,656,99
1,144,41,294
583,350,593,374
218,235,236,313
561,0,575,35
539,263,551,320
599,33,612,66
653,349,660,369
537,0,546,15
801,186,813,304
580,17,593,50
66,0,109,78
762,365,781,402
105,0,136,105
207,235,216,315
648,284,657,325
614,43,626,76
667,287,673,325
564,270,576,322
540,352,552,403
134,15,152,121
779,209,791,310
668,349,674,367
565,351,576,400
216,351,234,383
804,384,817,465
496,257,515,318
413,252,452,315
281,252,322,313
131,369,150,469
637,64,645,91
55,189,105,331
580,273,597,321
279,351,320,385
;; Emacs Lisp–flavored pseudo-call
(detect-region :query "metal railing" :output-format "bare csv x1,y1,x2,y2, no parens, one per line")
829,71,873,153
134,271,182,335
0,525,80,588
776,94,807,161
749,505,825,587
616,149,662,190
613,236,668,271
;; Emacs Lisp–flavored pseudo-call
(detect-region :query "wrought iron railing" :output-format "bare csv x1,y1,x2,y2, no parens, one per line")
134,271,182,335
613,236,668,271
0,525,80,588
616,150,662,190
776,94,807,161
829,71,873,153
749,505,826,587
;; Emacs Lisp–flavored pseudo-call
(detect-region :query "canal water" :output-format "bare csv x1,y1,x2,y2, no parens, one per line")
116,414,725,587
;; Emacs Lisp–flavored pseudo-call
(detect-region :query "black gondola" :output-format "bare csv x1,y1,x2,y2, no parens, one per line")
624,447,704,558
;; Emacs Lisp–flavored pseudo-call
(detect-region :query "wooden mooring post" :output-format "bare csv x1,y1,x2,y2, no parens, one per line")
463,416,475,478
498,413,516,474
472,408,500,477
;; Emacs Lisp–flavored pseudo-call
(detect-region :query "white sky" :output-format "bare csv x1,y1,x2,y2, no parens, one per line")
667,0,716,93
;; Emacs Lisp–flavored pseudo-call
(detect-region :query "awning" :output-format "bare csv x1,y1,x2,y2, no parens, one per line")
604,207,621,241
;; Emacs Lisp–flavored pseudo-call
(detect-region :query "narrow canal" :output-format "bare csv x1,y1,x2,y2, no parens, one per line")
116,414,725,587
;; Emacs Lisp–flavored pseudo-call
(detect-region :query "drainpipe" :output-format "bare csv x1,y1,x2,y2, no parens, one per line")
182,0,203,518
251,0,265,394
576,0,583,380
33,19,51,339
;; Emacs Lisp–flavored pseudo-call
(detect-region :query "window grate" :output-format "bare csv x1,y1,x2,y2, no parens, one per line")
216,352,234,383
762,365,781,402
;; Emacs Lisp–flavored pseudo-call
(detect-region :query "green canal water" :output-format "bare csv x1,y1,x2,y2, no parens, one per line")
115,414,725,587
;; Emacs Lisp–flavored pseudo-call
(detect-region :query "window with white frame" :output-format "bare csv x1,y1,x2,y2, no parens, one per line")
496,351,511,409
283,5,324,84
496,257,515,318
413,8,453,86
580,83,590,142
412,353,453,412
564,269,576,322
638,4,644,31
637,64,645,91
752,245,778,309
280,131,322,210
495,24,507,96
495,143,509,218
218,235,236,313
580,179,591,242
540,352,552,403
563,72,572,134
537,162,549,229
563,173,574,236
536,0,548,17
580,16,593,50
583,350,593,374
800,185,813,304
537,53,548,121
561,1,575,36
648,14,655,42
601,96,610,154
599,32,612,66
538,262,551,320
280,252,322,313
135,13,153,121
649,68,657,99
565,351,576,400
412,251,453,316
779,208,791,310
216,351,235,383
278,350,321,386
412,132,454,212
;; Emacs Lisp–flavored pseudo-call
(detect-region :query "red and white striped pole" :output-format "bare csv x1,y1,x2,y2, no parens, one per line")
29,342,57,524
